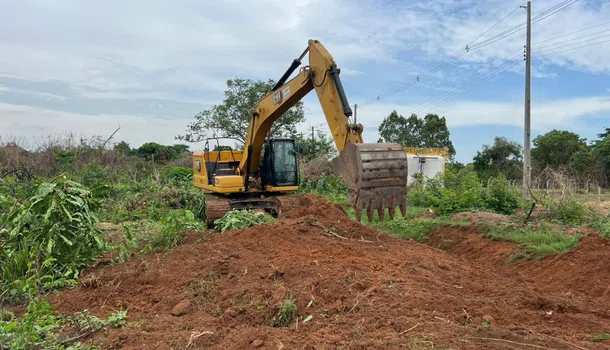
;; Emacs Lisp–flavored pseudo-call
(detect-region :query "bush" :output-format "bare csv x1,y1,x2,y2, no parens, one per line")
544,195,590,225
0,176,106,303
148,209,202,251
162,166,193,183
484,175,520,214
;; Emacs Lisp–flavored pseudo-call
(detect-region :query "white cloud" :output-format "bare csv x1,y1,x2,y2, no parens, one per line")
0,103,197,150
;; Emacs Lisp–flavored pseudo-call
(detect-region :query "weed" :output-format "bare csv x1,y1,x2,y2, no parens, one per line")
590,215,610,239
593,331,610,342
271,297,298,327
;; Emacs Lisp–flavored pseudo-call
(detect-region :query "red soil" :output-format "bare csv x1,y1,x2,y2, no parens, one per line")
47,194,610,349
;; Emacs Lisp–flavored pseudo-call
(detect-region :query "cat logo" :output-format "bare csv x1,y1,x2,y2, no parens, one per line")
273,90,283,105
195,160,201,172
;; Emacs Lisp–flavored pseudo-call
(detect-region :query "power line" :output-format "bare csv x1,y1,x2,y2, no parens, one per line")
534,21,610,45
534,28,610,50
406,50,523,116
469,0,580,51
533,37,610,57
358,0,579,108
357,5,521,107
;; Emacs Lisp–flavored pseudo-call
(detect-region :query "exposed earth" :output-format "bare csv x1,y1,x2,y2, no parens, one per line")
47,194,610,349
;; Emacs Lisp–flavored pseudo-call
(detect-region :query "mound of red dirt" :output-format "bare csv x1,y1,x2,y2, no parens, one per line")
47,195,610,349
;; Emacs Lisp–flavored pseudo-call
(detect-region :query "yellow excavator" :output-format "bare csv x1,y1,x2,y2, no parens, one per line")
192,39,409,224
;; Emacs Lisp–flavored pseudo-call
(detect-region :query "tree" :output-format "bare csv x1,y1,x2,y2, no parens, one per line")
377,111,456,159
135,143,190,162
113,141,132,155
176,78,305,143
531,130,588,170
473,136,522,181
295,130,335,161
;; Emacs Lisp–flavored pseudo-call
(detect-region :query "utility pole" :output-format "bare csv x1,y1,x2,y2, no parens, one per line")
353,104,358,125
521,0,532,201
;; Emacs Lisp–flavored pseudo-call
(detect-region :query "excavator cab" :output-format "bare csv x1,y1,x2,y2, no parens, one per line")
260,138,299,188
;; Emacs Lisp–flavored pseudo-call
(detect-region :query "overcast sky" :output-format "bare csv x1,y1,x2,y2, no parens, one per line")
1,0,609,163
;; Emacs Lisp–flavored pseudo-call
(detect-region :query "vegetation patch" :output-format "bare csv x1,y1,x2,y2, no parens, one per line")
483,223,583,262
214,209,275,233
0,298,126,350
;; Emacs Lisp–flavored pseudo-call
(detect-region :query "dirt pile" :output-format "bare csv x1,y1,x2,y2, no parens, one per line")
48,195,610,349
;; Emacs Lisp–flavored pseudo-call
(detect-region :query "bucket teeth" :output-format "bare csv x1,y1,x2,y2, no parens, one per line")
388,206,396,220
400,198,407,217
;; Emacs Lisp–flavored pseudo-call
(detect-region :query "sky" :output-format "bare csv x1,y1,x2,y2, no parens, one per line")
1,0,609,163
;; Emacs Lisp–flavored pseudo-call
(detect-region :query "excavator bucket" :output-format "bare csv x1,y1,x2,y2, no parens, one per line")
332,143,409,222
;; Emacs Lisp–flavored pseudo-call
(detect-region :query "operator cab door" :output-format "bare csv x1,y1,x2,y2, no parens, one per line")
261,139,298,188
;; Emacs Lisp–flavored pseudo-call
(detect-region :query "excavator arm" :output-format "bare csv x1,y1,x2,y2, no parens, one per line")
239,39,409,222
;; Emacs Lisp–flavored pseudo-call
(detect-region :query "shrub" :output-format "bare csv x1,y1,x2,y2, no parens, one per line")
484,175,520,214
148,209,203,251
0,176,106,303
162,166,193,183
544,195,590,225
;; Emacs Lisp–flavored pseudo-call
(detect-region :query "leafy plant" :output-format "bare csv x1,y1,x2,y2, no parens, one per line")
593,331,610,342
0,298,126,349
271,297,298,327
214,209,275,233
0,175,106,303
148,209,202,251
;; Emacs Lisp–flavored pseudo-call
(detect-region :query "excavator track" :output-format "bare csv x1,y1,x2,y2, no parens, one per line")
203,193,302,227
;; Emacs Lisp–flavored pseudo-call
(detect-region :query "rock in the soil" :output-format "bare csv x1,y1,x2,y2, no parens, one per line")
224,307,238,318
482,314,494,323
170,299,192,316
252,339,264,347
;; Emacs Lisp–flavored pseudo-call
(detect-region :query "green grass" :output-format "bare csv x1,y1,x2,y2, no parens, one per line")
483,223,583,262
341,205,468,242
593,331,610,342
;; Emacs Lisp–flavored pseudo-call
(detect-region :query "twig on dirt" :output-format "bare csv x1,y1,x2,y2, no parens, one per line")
348,294,361,313
399,323,420,334
61,326,105,346
468,337,558,350
539,334,590,350
186,331,214,348
243,267,248,277
359,236,372,243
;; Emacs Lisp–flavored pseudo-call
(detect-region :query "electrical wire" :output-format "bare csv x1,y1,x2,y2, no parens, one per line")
404,49,523,116
533,37,610,57
357,5,522,107
358,0,579,108
533,20,610,44
534,28,610,50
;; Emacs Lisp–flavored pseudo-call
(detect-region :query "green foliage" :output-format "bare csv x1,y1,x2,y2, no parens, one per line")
593,331,610,342
543,195,590,225
473,136,522,181
0,176,106,303
0,298,126,349
162,166,193,183
148,210,203,251
369,216,463,242
295,130,335,161
135,142,190,163
483,223,582,262
484,175,520,214
177,77,305,143
214,209,275,233
271,297,298,327
377,111,456,159
299,173,349,204
532,129,588,170
590,215,610,239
